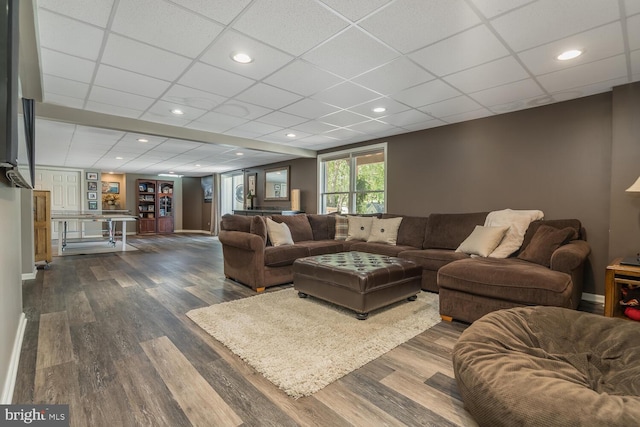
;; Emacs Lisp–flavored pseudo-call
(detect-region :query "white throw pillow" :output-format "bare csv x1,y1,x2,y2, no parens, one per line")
456,225,510,257
484,209,544,258
266,218,294,246
346,216,373,241
367,217,403,245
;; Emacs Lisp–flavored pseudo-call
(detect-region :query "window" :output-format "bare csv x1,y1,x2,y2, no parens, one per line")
318,143,387,214
221,172,245,215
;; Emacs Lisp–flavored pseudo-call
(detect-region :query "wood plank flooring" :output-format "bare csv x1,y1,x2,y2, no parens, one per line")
13,234,602,426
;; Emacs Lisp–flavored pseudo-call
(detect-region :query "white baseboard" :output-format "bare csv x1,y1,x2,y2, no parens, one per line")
1,312,27,404
175,229,211,234
582,292,605,305
21,267,37,281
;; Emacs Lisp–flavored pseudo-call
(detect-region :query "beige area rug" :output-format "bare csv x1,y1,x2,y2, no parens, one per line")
187,288,440,398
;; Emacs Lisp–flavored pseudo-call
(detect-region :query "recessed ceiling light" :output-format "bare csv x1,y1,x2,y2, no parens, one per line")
159,173,183,178
115,156,123,160
557,49,582,61
171,108,184,115
195,164,201,167
286,133,296,138
236,152,244,156
137,138,148,142
232,52,253,64
372,107,386,113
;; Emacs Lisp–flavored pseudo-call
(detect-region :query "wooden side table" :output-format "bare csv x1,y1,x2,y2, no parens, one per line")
605,258,640,319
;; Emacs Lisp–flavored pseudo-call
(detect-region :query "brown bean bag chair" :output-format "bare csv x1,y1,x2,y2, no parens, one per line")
453,306,640,426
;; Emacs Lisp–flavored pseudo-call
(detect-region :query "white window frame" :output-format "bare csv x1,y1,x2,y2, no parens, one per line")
317,142,387,214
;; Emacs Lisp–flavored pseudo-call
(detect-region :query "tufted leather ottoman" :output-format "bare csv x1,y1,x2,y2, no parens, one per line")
293,251,422,319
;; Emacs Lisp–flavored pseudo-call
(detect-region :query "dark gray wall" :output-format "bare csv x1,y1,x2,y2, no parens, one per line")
182,177,204,231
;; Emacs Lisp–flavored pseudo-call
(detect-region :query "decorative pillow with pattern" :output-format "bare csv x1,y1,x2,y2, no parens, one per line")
334,215,348,241
367,217,403,245
346,216,373,241
266,217,294,246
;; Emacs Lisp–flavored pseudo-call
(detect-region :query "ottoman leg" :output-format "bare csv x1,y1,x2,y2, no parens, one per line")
407,295,418,301
356,312,369,320
298,292,308,298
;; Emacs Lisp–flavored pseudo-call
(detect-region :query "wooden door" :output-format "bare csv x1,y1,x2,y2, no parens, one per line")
35,168,81,239
33,190,52,263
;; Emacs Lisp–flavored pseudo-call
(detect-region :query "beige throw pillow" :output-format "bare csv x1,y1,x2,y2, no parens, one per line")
484,209,544,258
266,218,294,246
346,216,373,241
367,217,403,245
456,225,510,257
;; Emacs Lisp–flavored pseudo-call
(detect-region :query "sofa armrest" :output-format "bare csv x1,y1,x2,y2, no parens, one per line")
550,240,591,274
218,230,265,252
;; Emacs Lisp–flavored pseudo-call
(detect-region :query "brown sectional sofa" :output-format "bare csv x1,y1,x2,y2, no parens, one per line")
218,212,591,322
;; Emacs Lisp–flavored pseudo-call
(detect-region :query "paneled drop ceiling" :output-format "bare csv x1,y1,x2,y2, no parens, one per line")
25,0,640,176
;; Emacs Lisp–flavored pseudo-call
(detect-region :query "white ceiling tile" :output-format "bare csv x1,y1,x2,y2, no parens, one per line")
628,14,640,51
235,83,302,109
444,57,529,93
233,0,348,56
262,129,312,143
519,22,625,76
470,0,535,19
157,139,203,152
281,98,340,119
292,121,339,134
401,119,446,132
303,27,399,79
223,128,263,139
111,0,223,58
162,85,226,111
382,109,434,127
322,127,364,140
36,119,77,141
631,50,640,76
626,0,640,15
442,108,493,124
37,9,105,60
320,110,370,127
537,55,628,92
470,79,545,107
256,111,307,128
38,0,114,27
297,134,339,145
44,93,85,109
360,0,480,53
348,120,395,134
169,0,252,24
491,0,621,52
85,101,144,119
88,86,155,111
200,30,294,80
188,112,248,132
312,81,380,108
73,125,124,141
102,34,192,81
410,25,510,77
349,98,410,118
419,96,483,118
264,60,344,96
319,0,391,21
94,65,172,98
227,121,283,136
551,76,631,101
392,80,460,108
43,75,89,99
353,57,434,95
178,62,255,97
40,49,96,83
214,101,271,120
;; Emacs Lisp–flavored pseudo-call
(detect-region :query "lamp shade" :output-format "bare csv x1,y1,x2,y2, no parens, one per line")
626,176,640,192
291,189,300,211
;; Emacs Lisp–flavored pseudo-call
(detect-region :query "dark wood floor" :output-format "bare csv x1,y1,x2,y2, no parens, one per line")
13,234,602,427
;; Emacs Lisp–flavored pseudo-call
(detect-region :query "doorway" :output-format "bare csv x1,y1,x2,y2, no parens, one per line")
221,172,244,215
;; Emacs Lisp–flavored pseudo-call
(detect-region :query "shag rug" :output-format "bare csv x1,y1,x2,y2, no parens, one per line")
187,288,440,398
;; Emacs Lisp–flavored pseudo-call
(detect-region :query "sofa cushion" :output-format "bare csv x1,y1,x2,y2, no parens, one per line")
347,216,373,241
367,217,403,245
266,218,294,246
307,214,336,240
484,209,544,258
382,214,429,248
517,225,577,267
250,215,267,245
264,245,309,267
398,249,471,271
220,214,252,232
519,219,582,253
295,240,344,256
334,215,348,240
456,225,509,257
350,242,417,257
270,214,313,242
438,257,573,307
423,212,488,250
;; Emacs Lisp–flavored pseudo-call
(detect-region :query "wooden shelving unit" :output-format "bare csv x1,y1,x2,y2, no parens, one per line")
136,179,174,235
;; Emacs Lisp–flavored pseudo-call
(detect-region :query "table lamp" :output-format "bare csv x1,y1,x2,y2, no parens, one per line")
621,176,640,266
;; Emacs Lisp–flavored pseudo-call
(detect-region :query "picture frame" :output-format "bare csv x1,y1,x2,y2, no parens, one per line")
87,192,97,200
86,172,98,180
102,181,120,194
88,201,98,210
87,181,98,191
247,173,257,196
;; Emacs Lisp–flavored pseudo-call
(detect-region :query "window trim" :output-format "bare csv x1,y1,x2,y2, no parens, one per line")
317,142,387,214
